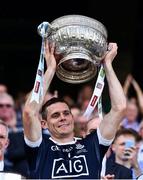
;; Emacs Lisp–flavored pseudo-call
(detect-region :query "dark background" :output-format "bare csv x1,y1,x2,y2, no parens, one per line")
0,1,143,99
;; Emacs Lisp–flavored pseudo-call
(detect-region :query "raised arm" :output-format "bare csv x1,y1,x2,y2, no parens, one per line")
99,43,127,140
23,41,56,142
132,77,143,114
123,74,133,97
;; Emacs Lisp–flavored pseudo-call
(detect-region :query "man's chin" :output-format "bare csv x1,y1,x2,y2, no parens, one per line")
60,131,70,136
59,130,73,137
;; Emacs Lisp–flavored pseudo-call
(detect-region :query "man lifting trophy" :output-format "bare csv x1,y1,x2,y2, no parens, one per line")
23,14,127,179
30,15,108,119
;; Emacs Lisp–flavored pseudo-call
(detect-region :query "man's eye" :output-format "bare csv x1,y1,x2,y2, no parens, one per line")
63,111,71,116
120,143,125,146
52,113,60,118
0,135,6,139
51,111,71,118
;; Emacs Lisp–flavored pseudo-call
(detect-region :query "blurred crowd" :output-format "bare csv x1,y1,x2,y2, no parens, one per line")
0,73,143,179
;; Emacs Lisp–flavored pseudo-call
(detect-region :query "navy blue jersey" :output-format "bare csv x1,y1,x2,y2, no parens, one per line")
25,131,109,179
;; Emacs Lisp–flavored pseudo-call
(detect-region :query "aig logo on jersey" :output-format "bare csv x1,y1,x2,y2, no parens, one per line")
52,155,89,178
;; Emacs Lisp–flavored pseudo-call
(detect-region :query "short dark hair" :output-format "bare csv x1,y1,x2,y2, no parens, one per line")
113,128,141,143
41,97,69,120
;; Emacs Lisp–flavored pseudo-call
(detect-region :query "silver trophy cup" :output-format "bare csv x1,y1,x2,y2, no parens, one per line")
38,15,108,84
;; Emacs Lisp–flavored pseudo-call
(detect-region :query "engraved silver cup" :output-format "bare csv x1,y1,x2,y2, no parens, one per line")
38,15,108,83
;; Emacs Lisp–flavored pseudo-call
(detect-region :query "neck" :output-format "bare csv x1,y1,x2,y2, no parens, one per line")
116,157,131,168
127,120,134,124
0,154,4,161
51,132,74,144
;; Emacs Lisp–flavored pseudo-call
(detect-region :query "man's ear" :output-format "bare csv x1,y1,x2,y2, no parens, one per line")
41,119,48,129
5,139,9,149
111,143,115,152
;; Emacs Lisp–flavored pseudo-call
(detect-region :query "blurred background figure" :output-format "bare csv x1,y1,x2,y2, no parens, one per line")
74,114,88,138
123,74,133,99
123,74,143,115
77,84,93,110
0,84,8,94
63,94,75,107
43,90,58,105
71,104,81,121
77,84,93,103
14,91,27,129
86,116,101,135
0,92,29,177
106,128,142,179
121,74,143,131
0,93,17,132
74,113,101,139
121,100,140,131
131,77,143,116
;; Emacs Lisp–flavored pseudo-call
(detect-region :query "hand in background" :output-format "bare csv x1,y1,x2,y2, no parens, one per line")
101,174,115,180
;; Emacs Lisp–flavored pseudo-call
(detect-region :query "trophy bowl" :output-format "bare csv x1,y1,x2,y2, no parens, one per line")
38,15,108,83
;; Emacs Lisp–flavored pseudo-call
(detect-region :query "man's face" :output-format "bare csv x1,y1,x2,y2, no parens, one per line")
0,124,9,159
112,134,135,161
126,103,138,122
0,97,14,122
46,102,74,138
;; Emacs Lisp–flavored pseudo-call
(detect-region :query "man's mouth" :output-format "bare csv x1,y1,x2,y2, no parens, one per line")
58,123,69,128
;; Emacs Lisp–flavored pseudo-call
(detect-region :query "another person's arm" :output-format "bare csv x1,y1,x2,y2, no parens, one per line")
99,43,127,140
23,41,56,142
132,78,143,114
123,74,132,97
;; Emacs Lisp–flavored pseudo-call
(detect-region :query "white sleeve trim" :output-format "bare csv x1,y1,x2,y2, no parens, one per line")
24,136,42,148
100,155,107,177
97,127,114,146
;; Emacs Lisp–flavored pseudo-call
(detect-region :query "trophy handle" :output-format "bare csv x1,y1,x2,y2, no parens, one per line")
37,22,53,38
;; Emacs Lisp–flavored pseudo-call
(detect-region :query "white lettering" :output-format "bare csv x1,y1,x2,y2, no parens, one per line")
52,155,89,178
51,145,60,151
69,159,72,173
56,163,68,174
74,160,83,172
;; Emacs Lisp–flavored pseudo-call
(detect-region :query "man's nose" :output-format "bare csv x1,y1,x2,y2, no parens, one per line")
60,113,66,120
